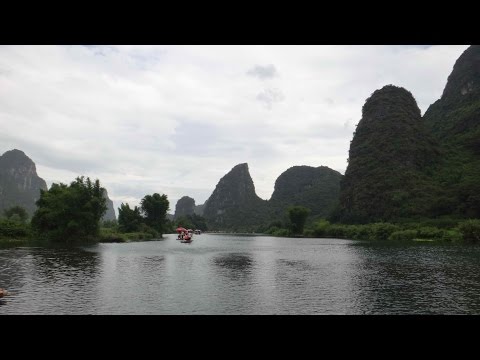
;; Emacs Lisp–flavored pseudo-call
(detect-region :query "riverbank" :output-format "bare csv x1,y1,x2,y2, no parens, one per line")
0,228,162,247
261,218,480,243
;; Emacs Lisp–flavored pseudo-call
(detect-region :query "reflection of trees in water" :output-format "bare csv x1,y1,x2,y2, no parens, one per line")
0,246,102,314
29,246,100,280
213,253,254,280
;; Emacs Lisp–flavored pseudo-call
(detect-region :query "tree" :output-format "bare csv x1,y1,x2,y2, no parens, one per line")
118,203,143,232
175,214,208,231
140,193,169,233
3,206,28,223
287,206,311,235
31,176,107,242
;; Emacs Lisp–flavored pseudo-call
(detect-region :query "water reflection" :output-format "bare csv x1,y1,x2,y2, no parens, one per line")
349,243,480,314
213,253,253,272
0,246,101,314
3,236,480,314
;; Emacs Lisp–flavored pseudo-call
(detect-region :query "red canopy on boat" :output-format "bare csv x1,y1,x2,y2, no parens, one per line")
176,227,188,233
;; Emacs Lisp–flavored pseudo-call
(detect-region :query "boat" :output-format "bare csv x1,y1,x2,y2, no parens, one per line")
0,288,7,298
176,226,193,241
194,229,201,235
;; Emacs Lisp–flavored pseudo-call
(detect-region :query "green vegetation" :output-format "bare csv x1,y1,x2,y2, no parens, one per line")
203,163,271,232
98,226,158,243
269,166,342,220
118,203,144,232
300,219,469,243
140,193,169,233
331,85,440,224
287,206,310,235
174,213,208,232
0,181,170,245
4,205,29,223
458,219,480,243
116,193,170,240
31,176,107,243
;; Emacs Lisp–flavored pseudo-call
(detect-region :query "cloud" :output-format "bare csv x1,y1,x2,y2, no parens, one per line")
247,64,278,80
0,45,470,209
256,88,285,109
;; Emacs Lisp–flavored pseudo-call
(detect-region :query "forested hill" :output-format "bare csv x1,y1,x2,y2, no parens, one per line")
202,163,269,231
422,45,480,219
269,165,342,219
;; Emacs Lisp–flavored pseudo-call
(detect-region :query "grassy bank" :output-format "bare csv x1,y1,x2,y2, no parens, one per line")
263,219,480,243
99,227,160,243
0,223,161,247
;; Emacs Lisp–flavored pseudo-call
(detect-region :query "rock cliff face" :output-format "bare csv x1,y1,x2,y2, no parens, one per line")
422,45,480,218
269,165,342,218
0,149,48,216
424,45,480,137
194,203,205,216
333,85,438,223
102,189,116,221
174,196,196,218
203,163,268,231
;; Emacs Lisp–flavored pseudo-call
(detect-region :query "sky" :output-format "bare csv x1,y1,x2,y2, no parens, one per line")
0,45,470,216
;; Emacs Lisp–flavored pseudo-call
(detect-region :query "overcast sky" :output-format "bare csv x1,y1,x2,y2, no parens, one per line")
0,45,470,215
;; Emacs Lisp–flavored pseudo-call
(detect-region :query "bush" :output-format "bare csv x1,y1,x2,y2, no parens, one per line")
303,228,315,237
327,224,348,238
458,219,480,243
388,230,417,241
312,220,331,237
441,229,463,243
416,226,445,240
271,228,290,237
354,225,372,240
0,219,30,238
369,223,400,241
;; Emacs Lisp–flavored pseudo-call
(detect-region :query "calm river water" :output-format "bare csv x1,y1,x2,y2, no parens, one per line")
1,234,480,314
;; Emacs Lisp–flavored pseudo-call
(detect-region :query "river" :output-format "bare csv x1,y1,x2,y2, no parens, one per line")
1,233,480,314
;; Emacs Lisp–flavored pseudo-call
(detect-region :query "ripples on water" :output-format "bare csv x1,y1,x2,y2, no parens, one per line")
1,235,480,314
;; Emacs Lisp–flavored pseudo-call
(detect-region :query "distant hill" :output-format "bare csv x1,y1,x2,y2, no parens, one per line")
0,149,48,216
422,45,480,218
102,189,116,221
174,196,195,219
203,163,269,231
334,45,480,223
332,85,439,223
0,148,116,221
269,165,342,219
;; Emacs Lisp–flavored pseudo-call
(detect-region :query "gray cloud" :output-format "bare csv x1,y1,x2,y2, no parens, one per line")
0,45,470,207
247,64,278,80
256,88,285,109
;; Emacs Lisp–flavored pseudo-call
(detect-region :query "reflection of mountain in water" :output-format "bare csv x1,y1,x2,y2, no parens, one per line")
348,244,480,314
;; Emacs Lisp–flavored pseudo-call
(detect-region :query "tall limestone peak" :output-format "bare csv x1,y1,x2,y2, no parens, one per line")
101,188,116,221
424,45,480,137
0,149,48,216
333,85,437,223
441,45,480,102
422,45,480,218
174,196,196,218
203,163,267,231
270,165,342,218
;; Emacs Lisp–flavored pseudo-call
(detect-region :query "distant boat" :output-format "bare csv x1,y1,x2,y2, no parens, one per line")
194,229,201,235
176,226,193,241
